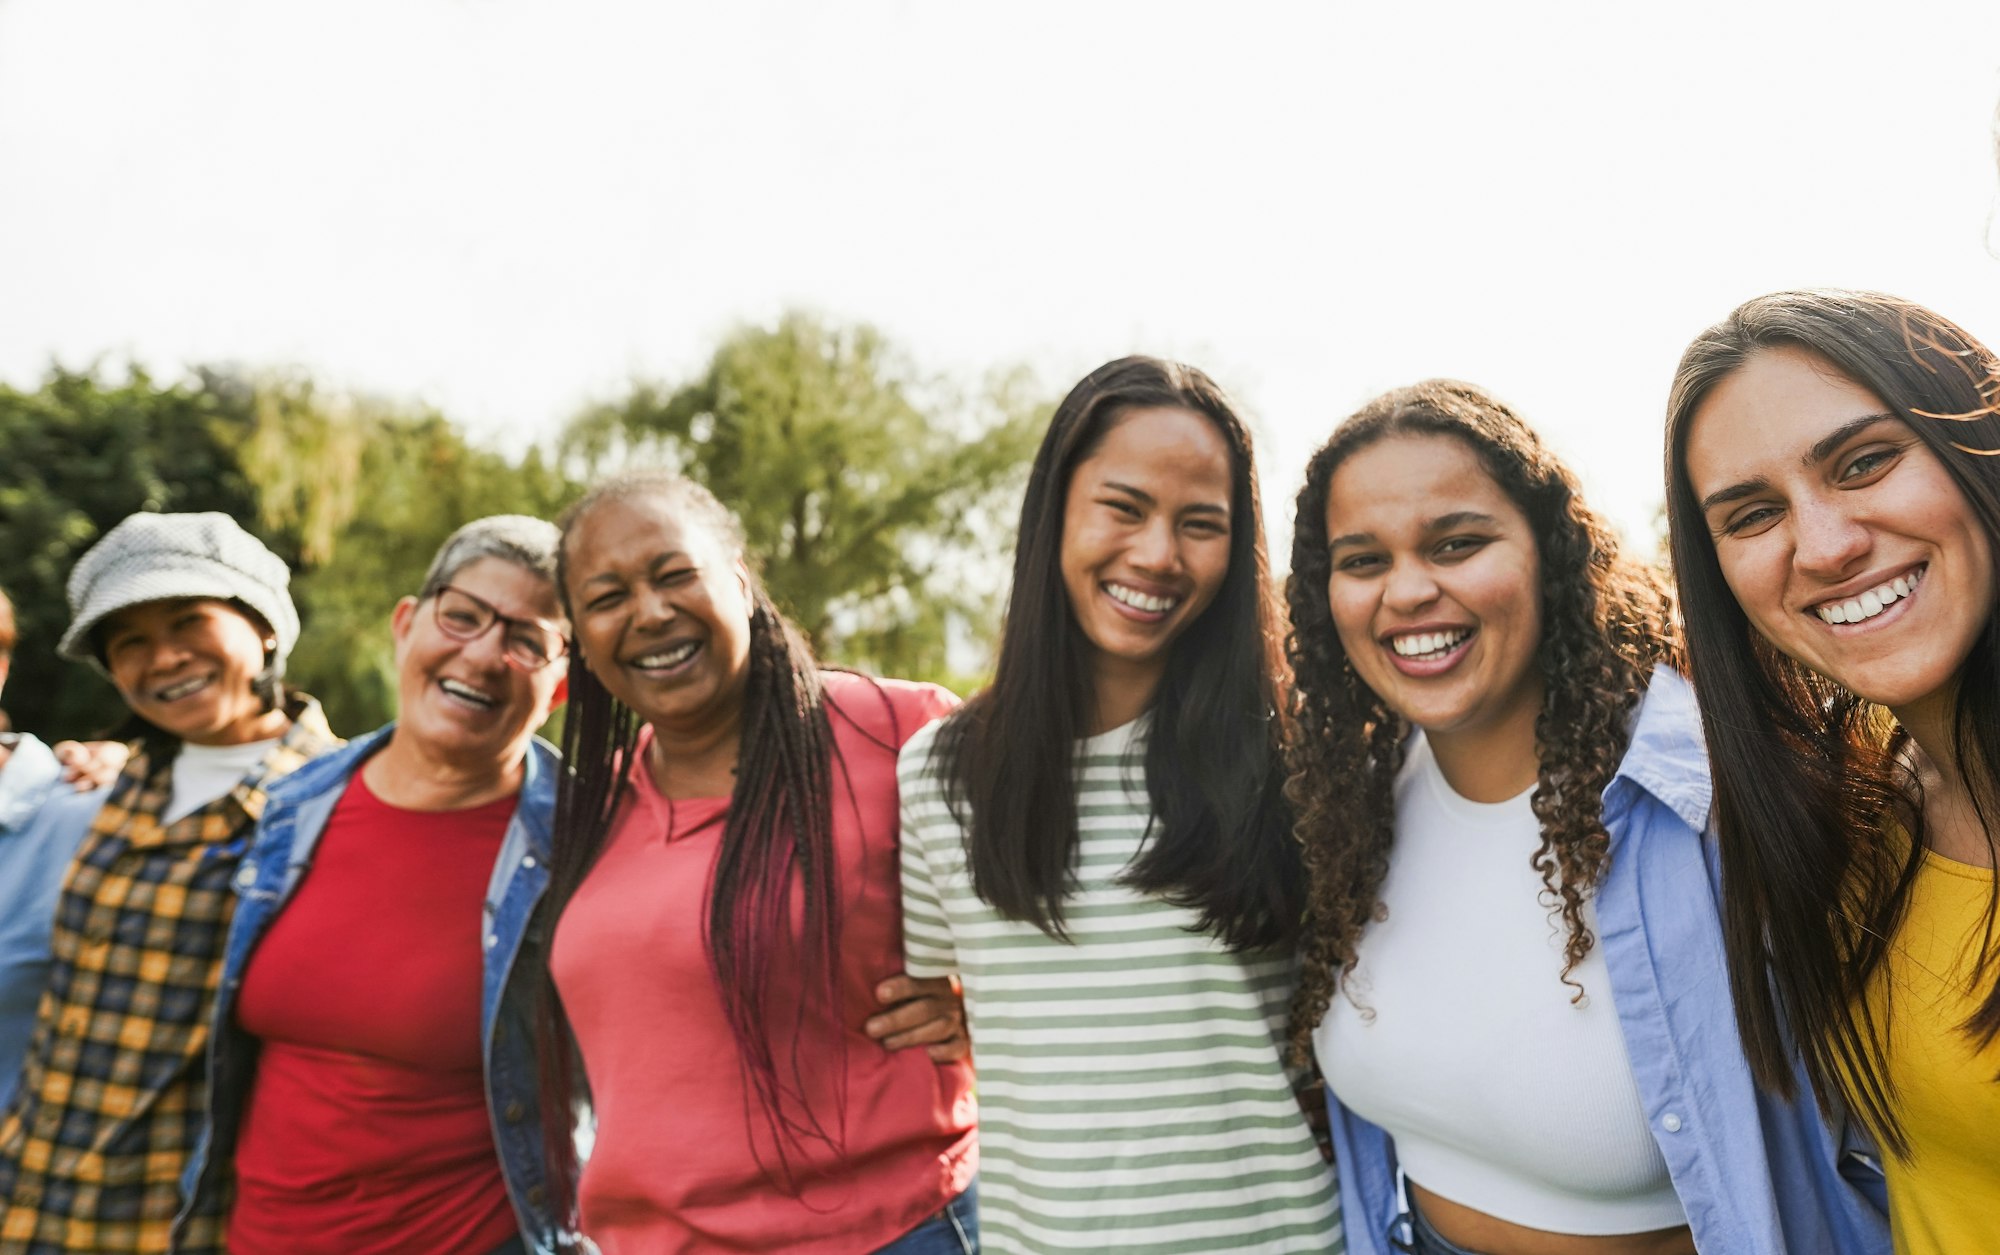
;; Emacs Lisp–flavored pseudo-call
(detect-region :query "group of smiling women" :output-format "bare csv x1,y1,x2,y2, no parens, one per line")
2,285,1993,1255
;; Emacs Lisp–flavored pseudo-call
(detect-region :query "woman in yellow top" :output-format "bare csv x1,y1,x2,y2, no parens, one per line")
1664,288,2000,1252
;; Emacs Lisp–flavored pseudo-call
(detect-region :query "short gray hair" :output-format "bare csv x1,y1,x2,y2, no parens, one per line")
418,515,561,601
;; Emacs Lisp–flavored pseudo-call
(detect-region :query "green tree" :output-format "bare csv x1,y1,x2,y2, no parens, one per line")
233,374,578,735
563,311,1045,684
0,365,273,738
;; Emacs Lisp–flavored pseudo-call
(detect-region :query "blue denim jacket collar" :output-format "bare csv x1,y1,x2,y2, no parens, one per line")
182,724,560,1254
1324,666,1890,1255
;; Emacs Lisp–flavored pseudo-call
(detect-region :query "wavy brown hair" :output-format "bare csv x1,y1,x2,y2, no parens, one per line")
1284,380,1679,1061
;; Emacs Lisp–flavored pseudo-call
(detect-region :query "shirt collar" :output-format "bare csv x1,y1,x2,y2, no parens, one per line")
0,734,63,832
1610,665,1714,835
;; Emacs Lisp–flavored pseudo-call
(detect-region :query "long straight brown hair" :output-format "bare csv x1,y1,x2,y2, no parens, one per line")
1664,289,2000,1154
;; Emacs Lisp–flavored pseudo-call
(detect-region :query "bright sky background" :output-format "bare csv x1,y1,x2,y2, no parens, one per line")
4,0,1998,560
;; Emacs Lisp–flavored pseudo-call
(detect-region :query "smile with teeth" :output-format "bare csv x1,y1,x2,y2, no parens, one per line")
153,675,213,702
1390,629,1471,660
439,678,497,707
632,640,700,670
1814,567,1924,626
1104,582,1180,615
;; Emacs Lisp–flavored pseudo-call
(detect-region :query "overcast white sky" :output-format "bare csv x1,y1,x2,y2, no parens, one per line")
3,0,1998,556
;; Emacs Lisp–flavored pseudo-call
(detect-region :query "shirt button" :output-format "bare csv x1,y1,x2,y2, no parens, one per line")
526,1185,547,1206
1661,1113,1684,1133
484,934,499,950
522,855,538,869
505,1101,526,1123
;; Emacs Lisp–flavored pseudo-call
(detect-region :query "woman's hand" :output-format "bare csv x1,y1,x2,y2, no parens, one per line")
52,740,128,791
865,973,969,1063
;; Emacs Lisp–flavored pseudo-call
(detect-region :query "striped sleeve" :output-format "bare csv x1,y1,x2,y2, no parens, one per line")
897,722,958,980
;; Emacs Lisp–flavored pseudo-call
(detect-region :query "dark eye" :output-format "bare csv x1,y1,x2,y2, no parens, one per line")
440,607,482,629
585,590,625,612
1334,553,1385,574
1101,498,1142,519
1721,505,1781,536
1839,448,1898,482
1435,536,1489,559
656,567,698,586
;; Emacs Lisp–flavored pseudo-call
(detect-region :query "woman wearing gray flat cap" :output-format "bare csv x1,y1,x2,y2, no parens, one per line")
0,510,338,1255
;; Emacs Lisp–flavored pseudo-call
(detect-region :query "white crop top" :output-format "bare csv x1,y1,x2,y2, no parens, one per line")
1314,733,1685,1236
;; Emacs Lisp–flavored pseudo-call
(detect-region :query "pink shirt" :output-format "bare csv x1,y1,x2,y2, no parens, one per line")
552,672,976,1255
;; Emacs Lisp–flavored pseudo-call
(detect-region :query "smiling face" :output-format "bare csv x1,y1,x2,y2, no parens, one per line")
99,597,287,745
1058,405,1235,714
563,492,755,735
1325,434,1545,764
392,556,567,769
1683,345,1994,722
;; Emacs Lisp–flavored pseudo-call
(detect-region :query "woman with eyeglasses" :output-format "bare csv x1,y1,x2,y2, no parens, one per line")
181,517,575,1255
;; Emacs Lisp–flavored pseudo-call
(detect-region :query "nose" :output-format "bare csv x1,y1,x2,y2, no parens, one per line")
630,584,678,633
1127,516,1183,576
1791,496,1871,581
459,618,512,669
143,636,195,677
1382,559,1441,614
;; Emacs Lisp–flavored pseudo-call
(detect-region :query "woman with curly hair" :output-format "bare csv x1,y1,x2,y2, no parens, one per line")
900,356,1338,1252
1286,381,1888,1255
1667,290,2000,1254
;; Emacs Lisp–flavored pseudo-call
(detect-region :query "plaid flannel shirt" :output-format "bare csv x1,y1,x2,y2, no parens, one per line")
0,698,337,1255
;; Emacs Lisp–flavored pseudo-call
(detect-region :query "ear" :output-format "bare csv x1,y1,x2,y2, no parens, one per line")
734,558,755,618
389,595,420,643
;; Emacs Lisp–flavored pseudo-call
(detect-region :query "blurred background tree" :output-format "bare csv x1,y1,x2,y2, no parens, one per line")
0,365,577,739
564,310,1047,687
0,313,1044,738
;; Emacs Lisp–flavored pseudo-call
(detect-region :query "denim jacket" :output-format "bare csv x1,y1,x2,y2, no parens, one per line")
1325,667,1892,1255
177,725,560,1254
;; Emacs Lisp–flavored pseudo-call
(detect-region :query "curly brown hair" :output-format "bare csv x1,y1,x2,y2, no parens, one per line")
1284,380,1680,1063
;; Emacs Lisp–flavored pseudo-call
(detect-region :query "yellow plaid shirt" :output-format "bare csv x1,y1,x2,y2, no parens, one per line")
0,699,337,1255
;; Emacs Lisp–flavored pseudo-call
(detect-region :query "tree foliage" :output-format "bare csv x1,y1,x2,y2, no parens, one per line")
564,311,1045,683
0,365,576,739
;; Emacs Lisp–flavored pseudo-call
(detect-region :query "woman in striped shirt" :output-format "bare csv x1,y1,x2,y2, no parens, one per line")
899,355,1341,1252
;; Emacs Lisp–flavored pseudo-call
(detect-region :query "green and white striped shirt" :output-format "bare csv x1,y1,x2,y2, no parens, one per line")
898,716,1342,1254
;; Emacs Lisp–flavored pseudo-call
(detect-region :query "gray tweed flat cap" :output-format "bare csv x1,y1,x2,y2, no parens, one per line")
57,511,300,673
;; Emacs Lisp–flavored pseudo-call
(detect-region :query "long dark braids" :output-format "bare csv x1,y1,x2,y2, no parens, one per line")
1283,380,1680,1064
535,471,842,1226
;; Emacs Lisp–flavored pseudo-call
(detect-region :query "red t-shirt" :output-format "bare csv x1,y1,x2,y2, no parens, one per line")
228,770,520,1255
552,672,976,1255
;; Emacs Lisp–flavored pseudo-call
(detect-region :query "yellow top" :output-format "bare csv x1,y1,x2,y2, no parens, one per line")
1865,844,2000,1254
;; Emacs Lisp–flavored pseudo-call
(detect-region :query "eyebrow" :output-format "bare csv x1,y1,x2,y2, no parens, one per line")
579,553,689,587
1696,413,1900,512
1101,480,1228,516
1327,511,1500,550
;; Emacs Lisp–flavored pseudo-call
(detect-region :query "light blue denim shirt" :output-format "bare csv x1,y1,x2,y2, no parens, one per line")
176,725,559,1254
0,736,101,1112
1324,667,1892,1255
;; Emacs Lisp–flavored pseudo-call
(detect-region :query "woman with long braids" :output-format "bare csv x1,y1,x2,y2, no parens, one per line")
898,356,1339,1252
1667,290,2000,1253
1287,381,1888,1255
538,471,977,1255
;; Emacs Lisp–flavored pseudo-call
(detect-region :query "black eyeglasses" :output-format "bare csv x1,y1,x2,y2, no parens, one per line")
431,585,569,672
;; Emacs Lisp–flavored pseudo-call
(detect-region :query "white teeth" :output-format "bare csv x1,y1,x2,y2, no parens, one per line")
1816,568,1924,626
1105,583,1180,614
1391,629,1470,658
155,676,210,701
634,641,699,668
440,678,496,707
